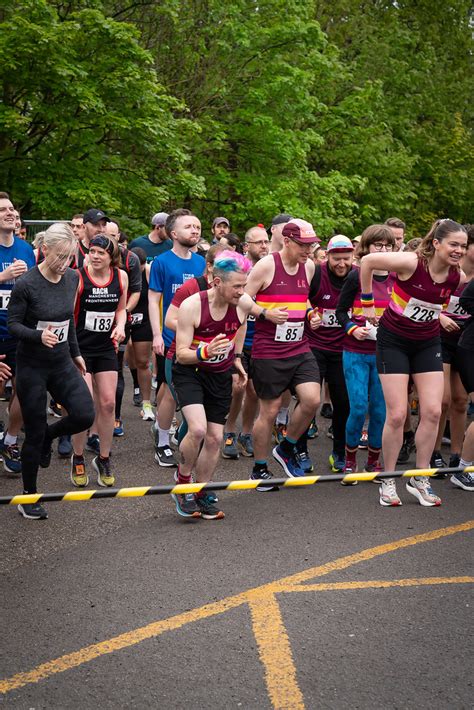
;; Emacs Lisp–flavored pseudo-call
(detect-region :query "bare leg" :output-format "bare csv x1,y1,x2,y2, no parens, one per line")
195,422,225,483
412,372,444,469
379,373,411,471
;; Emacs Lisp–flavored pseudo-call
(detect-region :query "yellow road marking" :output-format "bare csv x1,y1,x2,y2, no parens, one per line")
0,520,472,697
249,594,305,710
282,576,474,593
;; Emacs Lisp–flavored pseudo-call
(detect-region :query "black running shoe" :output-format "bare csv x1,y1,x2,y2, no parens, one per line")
397,438,415,464
430,450,447,478
18,502,48,520
449,453,461,469
320,403,333,419
58,434,72,458
250,468,279,492
171,492,201,518
196,493,225,520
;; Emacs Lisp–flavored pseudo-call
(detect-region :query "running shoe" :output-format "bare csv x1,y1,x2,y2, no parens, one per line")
307,419,319,439
379,478,402,506
410,399,419,415
326,424,334,439
406,477,441,506
133,387,143,407
113,419,124,437
93,456,115,487
272,422,287,445
272,445,305,478
70,454,88,487
340,465,358,486
154,445,178,467
449,453,461,468
58,434,72,458
47,399,62,418
250,468,279,492
364,461,383,483
397,436,415,464
196,493,225,520
141,402,154,421
238,433,254,457
328,453,344,473
0,435,21,474
297,450,314,473
450,471,474,491
86,434,100,455
171,492,201,518
17,502,48,520
320,403,333,419
358,430,368,449
169,418,179,435
430,450,447,478
222,432,239,459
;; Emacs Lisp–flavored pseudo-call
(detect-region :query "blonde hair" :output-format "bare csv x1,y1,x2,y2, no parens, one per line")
33,222,75,250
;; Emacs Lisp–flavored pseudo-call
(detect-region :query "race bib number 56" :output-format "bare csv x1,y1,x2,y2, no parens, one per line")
275,321,304,342
36,320,69,343
85,311,115,333
403,298,441,323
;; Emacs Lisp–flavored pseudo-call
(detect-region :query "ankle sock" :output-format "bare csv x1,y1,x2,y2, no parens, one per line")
367,446,381,466
157,426,170,447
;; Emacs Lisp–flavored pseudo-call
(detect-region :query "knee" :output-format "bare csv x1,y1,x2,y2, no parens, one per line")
100,397,115,417
136,357,149,371
204,432,222,451
386,409,407,429
420,405,442,425
348,401,367,423
451,394,468,414
187,424,207,442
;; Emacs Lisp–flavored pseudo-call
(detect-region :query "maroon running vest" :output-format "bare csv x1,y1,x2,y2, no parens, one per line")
191,291,241,372
307,262,356,353
252,252,310,359
344,272,396,354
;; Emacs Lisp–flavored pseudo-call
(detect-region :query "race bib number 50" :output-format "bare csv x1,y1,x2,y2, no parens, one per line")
36,320,69,343
403,298,441,323
85,311,115,333
275,321,304,342
200,340,233,364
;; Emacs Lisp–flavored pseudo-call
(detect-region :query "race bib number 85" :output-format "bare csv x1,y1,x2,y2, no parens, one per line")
403,298,441,323
85,311,115,333
275,321,304,342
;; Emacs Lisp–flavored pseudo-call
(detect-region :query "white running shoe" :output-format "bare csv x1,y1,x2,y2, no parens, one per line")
141,402,154,421
169,417,179,435
379,478,402,506
406,477,441,506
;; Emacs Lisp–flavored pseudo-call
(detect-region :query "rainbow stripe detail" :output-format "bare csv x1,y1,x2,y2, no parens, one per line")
255,293,307,320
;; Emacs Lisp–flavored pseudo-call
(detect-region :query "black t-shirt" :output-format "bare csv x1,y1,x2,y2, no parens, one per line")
459,279,474,350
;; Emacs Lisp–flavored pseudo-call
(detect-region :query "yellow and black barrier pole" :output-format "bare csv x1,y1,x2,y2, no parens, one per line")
1,467,473,507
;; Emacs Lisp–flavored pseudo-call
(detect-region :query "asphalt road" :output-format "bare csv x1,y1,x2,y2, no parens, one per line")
0,376,472,709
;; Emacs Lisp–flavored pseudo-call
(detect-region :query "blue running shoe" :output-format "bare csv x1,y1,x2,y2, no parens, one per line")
113,419,124,437
171,492,201,518
329,453,345,473
307,419,319,439
272,445,305,478
297,450,314,473
0,434,21,474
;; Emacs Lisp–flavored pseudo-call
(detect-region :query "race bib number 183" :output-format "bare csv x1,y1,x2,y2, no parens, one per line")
85,311,115,333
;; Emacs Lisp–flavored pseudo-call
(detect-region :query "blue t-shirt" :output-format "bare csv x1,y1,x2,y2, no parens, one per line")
149,250,205,346
129,235,172,263
0,238,35,339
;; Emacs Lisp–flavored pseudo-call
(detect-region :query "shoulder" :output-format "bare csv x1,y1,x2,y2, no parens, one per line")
179,291,201,316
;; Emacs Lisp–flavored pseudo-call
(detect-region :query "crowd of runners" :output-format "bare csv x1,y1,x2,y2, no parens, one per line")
0,191,473,522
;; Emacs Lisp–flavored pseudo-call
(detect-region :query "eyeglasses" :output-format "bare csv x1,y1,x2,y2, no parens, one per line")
373,242,393,251
246,240,270,246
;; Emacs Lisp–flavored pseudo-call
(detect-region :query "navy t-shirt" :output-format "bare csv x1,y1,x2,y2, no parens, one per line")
149,250,205,347
129,235,172,263
0,237,35,339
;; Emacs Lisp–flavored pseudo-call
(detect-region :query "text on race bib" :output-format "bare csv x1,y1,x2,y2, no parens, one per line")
200,340,233,364
320,309,340,328
131,312,143,325
403,298,441,323
275,321,304,342
0,290,11,311
445,296,467,317
85,311,115,333
36,320,69,343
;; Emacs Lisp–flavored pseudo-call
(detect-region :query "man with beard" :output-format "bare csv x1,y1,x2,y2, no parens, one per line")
148,209,205,467
301,235,357,475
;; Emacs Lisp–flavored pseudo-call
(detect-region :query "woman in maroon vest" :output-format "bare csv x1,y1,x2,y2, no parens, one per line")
361,219,467,507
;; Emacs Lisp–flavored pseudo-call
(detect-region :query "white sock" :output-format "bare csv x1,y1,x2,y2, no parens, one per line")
158,426,170,448
459,458,472,468
4,433,17,446
276,407,289,425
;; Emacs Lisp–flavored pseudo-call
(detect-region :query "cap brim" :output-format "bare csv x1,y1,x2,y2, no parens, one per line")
289,236,321,245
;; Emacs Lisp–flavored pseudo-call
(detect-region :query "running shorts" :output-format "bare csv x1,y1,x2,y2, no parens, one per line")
251,352,320,400
172,363,233,425
376,324,443,375
83,350,118,374
456,345,474,395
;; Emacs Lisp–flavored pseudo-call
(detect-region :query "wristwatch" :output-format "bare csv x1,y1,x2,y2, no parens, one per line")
258,308,267,321
234,353,243,359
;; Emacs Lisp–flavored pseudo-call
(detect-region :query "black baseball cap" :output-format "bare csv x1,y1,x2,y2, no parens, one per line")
83,208,110,225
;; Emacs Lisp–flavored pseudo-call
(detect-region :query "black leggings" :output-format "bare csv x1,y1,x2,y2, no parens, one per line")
115,349,125,419
311,348,349,459
16,356,95,493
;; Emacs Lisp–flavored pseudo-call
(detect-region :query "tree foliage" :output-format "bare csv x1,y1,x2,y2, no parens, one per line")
0,0,472,237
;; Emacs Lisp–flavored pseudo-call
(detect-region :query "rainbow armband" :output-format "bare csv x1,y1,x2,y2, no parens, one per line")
306,307,316,321
360,292,374,307
196,344,209,361
346,322,358,337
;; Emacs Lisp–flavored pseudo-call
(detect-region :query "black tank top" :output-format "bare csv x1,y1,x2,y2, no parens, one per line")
75,266,123,354
131,270,150,326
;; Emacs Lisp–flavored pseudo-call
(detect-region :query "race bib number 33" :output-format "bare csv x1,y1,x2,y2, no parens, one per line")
275,321,304,342
85,311,115,333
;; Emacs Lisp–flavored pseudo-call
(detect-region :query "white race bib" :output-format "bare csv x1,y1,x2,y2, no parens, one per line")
131,312,143,325
36,319,69,343
364,320,378,341
275,321,304,342
85,311,115,333
200,340,233,364
445,296,467,317
320,309,340,328
403,298,441,323
0,289,11,311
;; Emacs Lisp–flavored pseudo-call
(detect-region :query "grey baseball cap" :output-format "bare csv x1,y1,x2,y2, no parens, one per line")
152,212,169,226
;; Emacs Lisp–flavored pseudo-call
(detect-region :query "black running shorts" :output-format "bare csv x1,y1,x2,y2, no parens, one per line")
172,363,233,425
83,350,118,374
376,324,443,375
251,351,320,400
